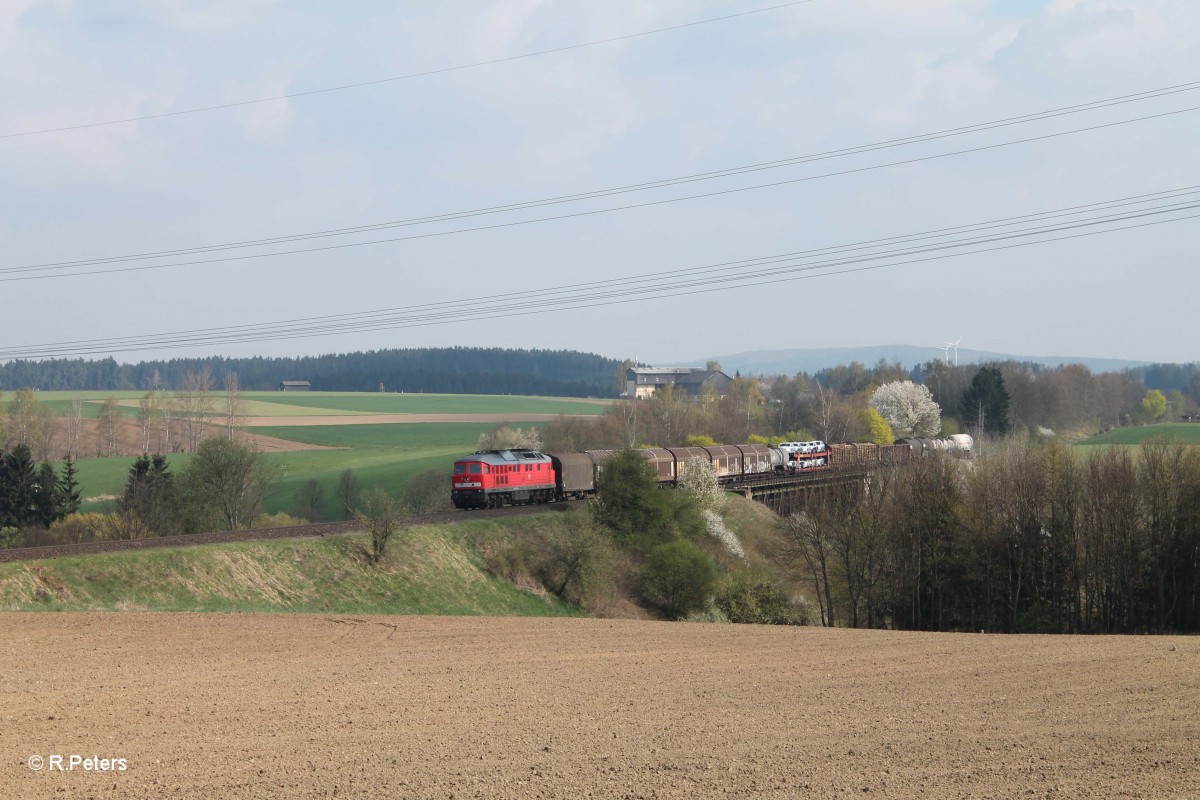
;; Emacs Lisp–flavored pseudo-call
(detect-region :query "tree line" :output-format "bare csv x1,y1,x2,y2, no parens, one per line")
0,347,622,397
784,440,1200,634
536,359,1182,453
0,369,246,459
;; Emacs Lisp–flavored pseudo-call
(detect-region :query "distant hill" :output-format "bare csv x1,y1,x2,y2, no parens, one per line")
680,345,1152,376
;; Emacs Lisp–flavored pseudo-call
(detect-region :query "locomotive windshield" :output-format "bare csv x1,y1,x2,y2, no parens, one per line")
453,463,466,474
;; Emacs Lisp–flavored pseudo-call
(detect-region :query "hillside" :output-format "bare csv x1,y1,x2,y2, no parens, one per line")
0,521,576,616
0,496,791,618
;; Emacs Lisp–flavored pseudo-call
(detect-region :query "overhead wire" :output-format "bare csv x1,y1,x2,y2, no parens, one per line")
1,1,818,140
6,80,1200,279
3,190,1195,359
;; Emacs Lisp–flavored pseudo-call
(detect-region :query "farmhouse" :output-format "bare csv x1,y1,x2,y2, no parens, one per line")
279,380,311,391
624,367,733,399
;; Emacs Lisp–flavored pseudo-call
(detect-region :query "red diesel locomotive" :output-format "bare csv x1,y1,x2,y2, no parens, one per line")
451,448,557,509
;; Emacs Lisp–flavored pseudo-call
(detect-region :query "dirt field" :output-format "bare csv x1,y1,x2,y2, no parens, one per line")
4,615,1197,799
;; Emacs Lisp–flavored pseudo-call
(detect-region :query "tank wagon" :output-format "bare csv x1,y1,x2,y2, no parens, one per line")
450,436,972,510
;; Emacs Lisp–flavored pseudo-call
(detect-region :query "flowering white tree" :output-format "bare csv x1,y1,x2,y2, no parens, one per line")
679,457,745,559
478,425,542,451
678,456,725,512
869,380,941,438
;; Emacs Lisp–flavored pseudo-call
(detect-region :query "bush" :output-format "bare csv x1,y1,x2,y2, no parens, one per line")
354,487,405,564
593,449,677,544
401,468,453,514
0,526,22,549
253,512,309,529
685,434,717,447
47,513,111,544
684,603,731,624
715,571,808,625
640,539,717,618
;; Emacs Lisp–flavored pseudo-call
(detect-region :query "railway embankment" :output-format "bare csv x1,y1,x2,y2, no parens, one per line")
0,496,791,618
0,518,579,616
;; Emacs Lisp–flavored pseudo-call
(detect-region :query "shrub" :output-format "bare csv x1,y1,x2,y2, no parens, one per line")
640,539,717,618
253,512,309,529
47,513,111,544
354,488,406,564
685,434,717,447
715,572,808,625
0,526,21,549
593,449,677,544
401,468,453,514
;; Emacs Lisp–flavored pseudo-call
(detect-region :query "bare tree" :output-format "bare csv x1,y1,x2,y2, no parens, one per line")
30,406,59,461
138,392,158,454
223,372,244,441
400,468,453,514
781,503,840,627
336,468,360,520
7,387,36,446
178,367,216,452
98,397,121,457
354,487,406,564
65,398,84,459
295,478,325,522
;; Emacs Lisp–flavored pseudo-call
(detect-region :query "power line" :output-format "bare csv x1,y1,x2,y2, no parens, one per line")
8,80,1199,278
14,185,1199,348
5,102,1198,284
1,1,817,140
4,191,1194,359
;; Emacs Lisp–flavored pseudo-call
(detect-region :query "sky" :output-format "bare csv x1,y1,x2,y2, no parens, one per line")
1,0,1198,366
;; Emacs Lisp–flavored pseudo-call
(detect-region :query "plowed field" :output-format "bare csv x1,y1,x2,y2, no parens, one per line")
4,614,1197,799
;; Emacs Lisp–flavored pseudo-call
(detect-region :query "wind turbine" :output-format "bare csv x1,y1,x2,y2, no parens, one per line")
943,337,962,366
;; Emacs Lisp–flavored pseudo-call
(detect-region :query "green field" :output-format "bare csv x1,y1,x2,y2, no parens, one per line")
3,390,609,418
69,421,544,518
1078,424,1200,446
0,520,577,616
5,390,598,521
253,422,524,518
246,392,609,415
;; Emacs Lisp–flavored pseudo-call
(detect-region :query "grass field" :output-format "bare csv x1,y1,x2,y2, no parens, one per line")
1077,423,1200,446
247,392,609,415
3,390,609,418
254,422,524,518
0,519,576,616
67,420,545,518
69,424,512,515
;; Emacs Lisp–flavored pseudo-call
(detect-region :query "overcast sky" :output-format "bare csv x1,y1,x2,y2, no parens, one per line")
2,0,1197,366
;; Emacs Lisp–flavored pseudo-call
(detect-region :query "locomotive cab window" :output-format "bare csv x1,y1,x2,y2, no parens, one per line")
469,463,481,474
454,463,465,474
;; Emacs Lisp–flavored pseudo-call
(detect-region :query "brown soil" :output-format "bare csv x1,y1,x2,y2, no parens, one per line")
3,614,1196,799
34,417,332,458
244,413,582,426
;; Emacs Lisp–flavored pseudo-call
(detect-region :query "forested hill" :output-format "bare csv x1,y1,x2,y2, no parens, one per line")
0,348,623,397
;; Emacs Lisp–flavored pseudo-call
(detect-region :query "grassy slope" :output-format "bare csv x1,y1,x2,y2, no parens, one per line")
1078,424,1200,446
0,520,577,616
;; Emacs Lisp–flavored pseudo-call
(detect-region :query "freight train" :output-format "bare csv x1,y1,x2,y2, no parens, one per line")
450,435,973,510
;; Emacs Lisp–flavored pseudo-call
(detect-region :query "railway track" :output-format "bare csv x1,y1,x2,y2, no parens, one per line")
0,502,580,565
